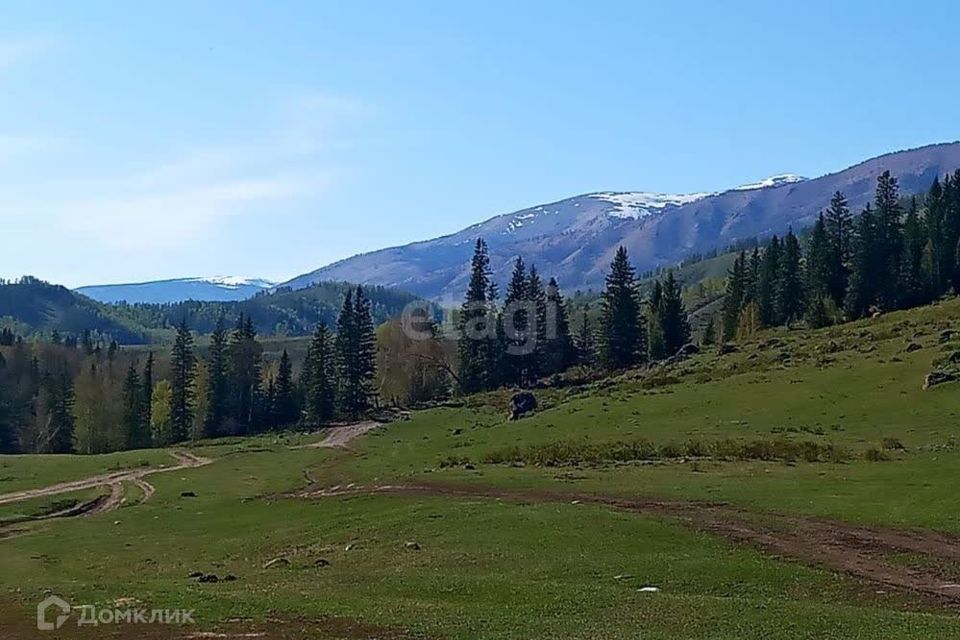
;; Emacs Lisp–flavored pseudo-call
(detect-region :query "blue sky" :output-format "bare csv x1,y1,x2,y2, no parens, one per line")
1,1,959,287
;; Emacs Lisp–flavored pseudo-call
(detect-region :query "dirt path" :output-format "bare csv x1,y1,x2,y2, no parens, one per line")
0,449,212,511
300,480,960,606
294,421,382,449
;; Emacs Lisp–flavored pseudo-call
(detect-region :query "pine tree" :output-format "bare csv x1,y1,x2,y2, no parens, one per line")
659,271,691,355
805,295,831,329
122,363,150,449
721,252,747,340
599,246,645,369
758,237,782,326
336,286,377,417
39,367,74,454
575,306,595,364
777,230,805,325
203,316,229,438
647,280,666,360
169,320,195,443
140,352,153,442
845,204,878,318
502,257,530,386
228,314,263,433
899,197,929,308
805,213,832,303
874,170,903,309
824,191,853,306
527,266,547,383
304,322,336,424
544,277,575,374
457,239,498,392
925,176,947,293
273,349,297,426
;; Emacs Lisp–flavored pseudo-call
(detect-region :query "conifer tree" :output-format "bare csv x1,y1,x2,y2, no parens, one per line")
228,314,263,433
757,237,782,326
457,239,498,392
805,213,832,302
273,349,297,426
575,305,595,364
502,257,530,386
647,280,666,360
304,322,336,423
701,316,716,346
599,246,645,369
122,363,150,449
203,316,229,438
140,352,153,441
169,320,195,443
527,266,547,382
899,197,929,308
544,277,575,374
824,191,852,306
925,176,946,292
336,286,377,417
845,204,878,318
39,368,74,454
721,251,746,340
659,271,690,355
777,230,805,325
874,170,903,309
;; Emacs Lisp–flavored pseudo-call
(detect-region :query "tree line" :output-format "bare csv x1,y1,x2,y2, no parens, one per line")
454,240,691,393
0,286,379,454
720,170,960,340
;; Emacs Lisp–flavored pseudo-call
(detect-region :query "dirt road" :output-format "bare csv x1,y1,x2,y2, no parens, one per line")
301,480,960,606
0,449,212,512
295,421,382,449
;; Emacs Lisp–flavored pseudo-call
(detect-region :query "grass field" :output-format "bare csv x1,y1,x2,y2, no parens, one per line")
3,299,960,638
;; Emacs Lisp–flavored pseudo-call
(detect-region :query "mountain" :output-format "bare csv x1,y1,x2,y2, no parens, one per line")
77,276,274,304
0,277,151,343
280,142,960,301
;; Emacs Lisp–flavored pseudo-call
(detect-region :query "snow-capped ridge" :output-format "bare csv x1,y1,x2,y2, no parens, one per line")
593,191,714,220
188,276,276,289
732,174,807,192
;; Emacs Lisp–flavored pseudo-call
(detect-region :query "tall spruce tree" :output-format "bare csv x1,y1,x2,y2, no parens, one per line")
721,251,747,340
304,322,336,424
777,230,805,325
457,239,498,392
544,277,575,374
647,280,666,360
502,257,530,386
273,349,297,426
805,213,832,303
659,271,690,355
599,246,645,369
169,320,196,443
336,286,377,417
140,352,153,441
229,314,263,433
899,197,929,308
575,305,595,364
874,170,904,309
527,266,547,383
845,204,878,318
203,316,230,438
824,191,852,306
122,363,150,449
757,237,783,326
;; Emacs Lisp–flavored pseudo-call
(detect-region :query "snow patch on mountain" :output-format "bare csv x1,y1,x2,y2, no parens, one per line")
593,191,713,220
732,174,806,192
188,276,275,289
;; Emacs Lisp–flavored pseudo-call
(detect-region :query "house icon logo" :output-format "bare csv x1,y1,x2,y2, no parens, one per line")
37,595,72,631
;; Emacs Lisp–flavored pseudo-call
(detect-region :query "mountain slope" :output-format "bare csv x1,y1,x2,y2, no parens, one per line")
77,276,274,304
281,142,960,300
0,278,151,343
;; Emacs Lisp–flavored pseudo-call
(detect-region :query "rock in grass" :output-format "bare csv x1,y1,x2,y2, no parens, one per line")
187,571,204,579
262,557,291,569
180,491,197,498
404,541,421,551
196,574,219,583
509,392,537,421
924,370,957,389
314,558,331,568
904,342,922,353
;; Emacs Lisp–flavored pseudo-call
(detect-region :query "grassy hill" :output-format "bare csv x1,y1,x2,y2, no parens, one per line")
3,298,960,637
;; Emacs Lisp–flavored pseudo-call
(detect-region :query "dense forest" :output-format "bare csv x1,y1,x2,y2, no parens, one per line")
0,279,423,345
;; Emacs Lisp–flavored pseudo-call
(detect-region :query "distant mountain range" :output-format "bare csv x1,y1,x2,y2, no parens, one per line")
77,276,274,304
277,142,960,301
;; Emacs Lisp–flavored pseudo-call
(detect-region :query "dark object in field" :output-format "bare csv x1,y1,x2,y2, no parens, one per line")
180,491,197,498
314,558,331,567
509,392,537,420
905,342,922,353
196,573,219,583
187,571,204,579
223,574,238,582
404,541,421,551
718,343,737,355
924,370,957,389
939,329,957,343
